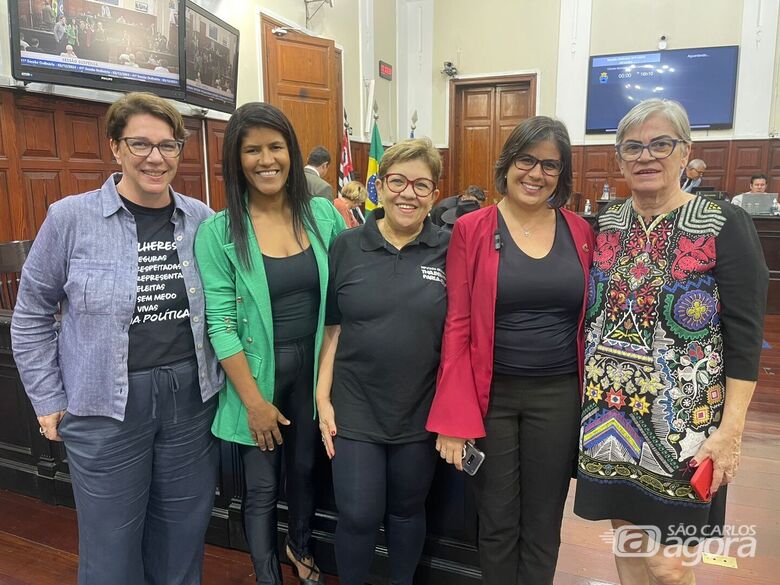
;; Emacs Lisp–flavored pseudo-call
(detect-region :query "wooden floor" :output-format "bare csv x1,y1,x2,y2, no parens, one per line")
2,317,780,584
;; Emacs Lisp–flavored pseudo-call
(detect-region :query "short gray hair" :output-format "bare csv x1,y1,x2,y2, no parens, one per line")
615,99,692,145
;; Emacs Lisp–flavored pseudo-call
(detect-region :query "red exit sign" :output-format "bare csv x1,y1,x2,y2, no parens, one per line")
379,61,393,81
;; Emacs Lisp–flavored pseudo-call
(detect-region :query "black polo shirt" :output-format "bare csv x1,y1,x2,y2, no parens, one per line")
326,209,450,443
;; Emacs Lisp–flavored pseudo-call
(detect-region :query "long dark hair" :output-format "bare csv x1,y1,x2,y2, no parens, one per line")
222,102,322,268
494,116,573,208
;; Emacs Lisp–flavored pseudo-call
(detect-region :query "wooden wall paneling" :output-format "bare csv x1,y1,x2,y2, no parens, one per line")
730,140,769,194
691,141,729,191
16,107,59,160
62,112,103,163
205,119,227,212
0,91,19,243
66,171,105,195
22,172,62,236
171,118,206,202
769,141,780,194
438,148,450,202
571,146,583,207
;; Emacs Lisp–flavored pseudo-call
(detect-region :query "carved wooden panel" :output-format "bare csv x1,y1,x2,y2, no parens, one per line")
463,90,491,120
691,141,729,191
494,84,532,166
730,141,768,194
172,173,206,204
23,171,62,235
278,96,333,164
350,141,369,184
582,147,612,174
205,119,227,211
181,118,204,166
0,171,12,243
275,41,330,88
63,113,102,161
769,141,780,194
0,92,8,161
67,171,104,195
16,108,58,159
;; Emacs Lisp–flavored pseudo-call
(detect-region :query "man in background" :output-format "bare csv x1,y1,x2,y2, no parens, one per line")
731,173,769,208
681,159,706,192
430,184,486,226
304,146,334,200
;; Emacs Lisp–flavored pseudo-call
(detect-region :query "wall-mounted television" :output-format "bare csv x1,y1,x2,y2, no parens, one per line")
585,45,739,134
9,0,185,98
184,1,239,113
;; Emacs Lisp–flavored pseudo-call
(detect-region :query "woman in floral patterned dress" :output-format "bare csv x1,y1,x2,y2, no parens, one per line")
574,99,768,584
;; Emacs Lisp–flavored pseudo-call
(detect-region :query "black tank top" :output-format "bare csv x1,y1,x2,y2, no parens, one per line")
262,247,320,342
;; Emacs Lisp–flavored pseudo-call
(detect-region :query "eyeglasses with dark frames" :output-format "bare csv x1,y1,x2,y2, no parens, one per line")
615,138,685,161
513,154,564,177
381,173,437,198
117,137,184,158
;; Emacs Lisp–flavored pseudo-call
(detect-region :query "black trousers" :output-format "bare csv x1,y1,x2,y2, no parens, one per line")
469,373,580,585
239,335,319,585
331,437,437,585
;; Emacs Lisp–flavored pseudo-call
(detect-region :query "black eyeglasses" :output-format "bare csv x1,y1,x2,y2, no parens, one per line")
381,173,437,198
615,138,685,161
513,154,564,177
117,137,184,158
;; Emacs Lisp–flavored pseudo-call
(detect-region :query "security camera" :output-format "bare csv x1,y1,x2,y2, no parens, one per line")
271,27,288,37
658,35,668,50
442,61,458,77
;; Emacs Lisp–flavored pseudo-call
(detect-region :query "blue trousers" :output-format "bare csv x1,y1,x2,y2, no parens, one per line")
58,357,218,585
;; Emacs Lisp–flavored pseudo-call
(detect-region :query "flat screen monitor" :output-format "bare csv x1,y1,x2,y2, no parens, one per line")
741,193,777,216
9,0,185,98
184,1,239,113
586,46,739,134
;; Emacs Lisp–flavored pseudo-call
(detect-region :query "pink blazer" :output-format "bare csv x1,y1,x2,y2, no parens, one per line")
426,205,595,438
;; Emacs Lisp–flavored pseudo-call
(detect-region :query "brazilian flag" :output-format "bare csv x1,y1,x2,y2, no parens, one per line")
365,122,384,211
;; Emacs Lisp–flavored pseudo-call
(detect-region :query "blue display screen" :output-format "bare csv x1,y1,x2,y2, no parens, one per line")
585,46,739,134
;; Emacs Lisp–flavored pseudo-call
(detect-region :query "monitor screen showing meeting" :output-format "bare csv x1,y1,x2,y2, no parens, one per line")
586,45,739,134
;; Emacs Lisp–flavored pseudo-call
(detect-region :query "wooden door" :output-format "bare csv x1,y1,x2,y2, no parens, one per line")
450,76,535,204
262,16,343,193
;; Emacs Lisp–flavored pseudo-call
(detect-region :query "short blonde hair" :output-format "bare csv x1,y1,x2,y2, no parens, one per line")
341,180,367,203
106,92,187,142
378,137,442,181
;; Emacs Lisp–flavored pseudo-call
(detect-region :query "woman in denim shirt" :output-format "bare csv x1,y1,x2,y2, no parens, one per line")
11,92,223,585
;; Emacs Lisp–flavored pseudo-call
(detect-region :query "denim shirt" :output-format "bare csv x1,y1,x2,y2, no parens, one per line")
11,174,224,420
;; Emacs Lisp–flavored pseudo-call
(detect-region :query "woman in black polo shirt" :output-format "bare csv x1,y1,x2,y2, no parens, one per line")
315,138,449,585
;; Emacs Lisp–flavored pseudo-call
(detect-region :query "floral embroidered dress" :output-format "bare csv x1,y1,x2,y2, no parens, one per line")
574,197,767,541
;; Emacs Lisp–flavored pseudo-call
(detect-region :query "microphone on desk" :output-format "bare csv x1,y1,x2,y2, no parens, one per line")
493,229,502,250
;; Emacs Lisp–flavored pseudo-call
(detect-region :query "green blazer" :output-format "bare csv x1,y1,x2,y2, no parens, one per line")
194,197,345,445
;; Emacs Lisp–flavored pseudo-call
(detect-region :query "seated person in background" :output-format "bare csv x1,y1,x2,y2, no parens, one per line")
681,158,706,192
60,44,77,58
154,59,170,73
440,197,481,232
20,33,29,51
731,173,769,207
430,184,486,226
334,181,367,228
26,38,43,53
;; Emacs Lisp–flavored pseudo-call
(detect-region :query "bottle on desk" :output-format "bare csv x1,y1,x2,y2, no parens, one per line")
601,182,610,200
584,199,592,215
772,198,780,216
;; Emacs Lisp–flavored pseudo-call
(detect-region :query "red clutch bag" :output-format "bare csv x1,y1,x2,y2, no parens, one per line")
690,458,714,502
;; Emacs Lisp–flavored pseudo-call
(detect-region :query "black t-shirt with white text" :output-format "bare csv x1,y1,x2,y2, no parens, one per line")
123,196,195,371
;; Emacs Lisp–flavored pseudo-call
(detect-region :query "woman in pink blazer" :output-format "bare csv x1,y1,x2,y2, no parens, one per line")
427,116,594,585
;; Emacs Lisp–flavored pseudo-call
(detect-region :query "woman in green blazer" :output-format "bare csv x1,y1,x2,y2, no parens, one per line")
195,103,344,585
